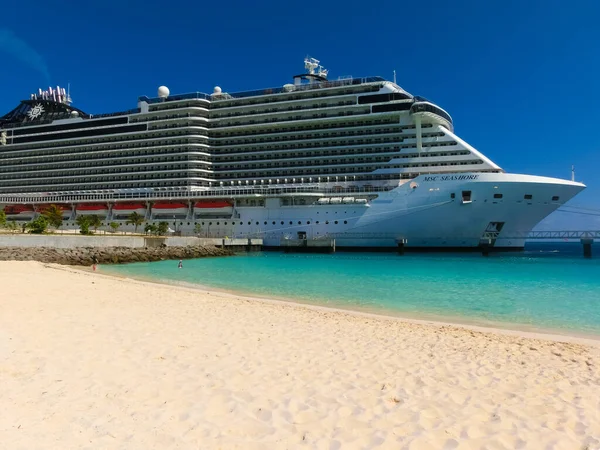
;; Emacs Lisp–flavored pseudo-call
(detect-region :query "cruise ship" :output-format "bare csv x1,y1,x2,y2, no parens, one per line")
0,58,585,250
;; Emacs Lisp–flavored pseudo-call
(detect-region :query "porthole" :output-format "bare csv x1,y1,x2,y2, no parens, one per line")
524,194,533,200
264,221,267,225
256,222,259,225
344,221,347,224
493,194,503,199
325,221,329,224
187,222,190,226
216,222,219,225
272,221,276,225
552,196,560,201
307,221,310,224
316,221,319,224
248,221,251,225
209,222,213,225
281,221,284,225
334,221,338,224
224,222,228,225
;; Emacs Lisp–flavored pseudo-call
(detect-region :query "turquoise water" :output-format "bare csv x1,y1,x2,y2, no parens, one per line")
101,243,600,335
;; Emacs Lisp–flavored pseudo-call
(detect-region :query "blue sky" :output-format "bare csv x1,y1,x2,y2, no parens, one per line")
1,0,599,228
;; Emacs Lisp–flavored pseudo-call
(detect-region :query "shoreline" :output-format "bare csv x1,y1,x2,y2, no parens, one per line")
95,264,600,346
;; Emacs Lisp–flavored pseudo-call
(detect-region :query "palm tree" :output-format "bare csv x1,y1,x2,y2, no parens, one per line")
109,222,120,233
88,215,102,233
76,215,92,235
126,212,145,234
0,209,6,228
41,204,64,230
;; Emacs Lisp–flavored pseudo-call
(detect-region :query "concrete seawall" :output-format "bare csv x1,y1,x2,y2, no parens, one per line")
0,235,263,250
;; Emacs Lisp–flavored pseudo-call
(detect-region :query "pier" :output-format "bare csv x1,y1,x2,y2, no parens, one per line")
480,230,600,258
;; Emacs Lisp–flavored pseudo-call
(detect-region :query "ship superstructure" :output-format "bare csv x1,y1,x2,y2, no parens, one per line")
0,58,585,249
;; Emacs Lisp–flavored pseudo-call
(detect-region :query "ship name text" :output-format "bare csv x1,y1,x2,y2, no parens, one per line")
422,175,480,182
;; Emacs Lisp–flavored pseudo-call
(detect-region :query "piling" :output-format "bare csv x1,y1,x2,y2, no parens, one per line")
581,238,593,258
396,239,406,255
479,238,492,256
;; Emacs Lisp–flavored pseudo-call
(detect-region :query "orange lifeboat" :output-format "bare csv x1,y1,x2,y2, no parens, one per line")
193,200,233,216
112,202,147,217
76,203,109,216
3,204,36,219
151,202,189,217
36,203,72,219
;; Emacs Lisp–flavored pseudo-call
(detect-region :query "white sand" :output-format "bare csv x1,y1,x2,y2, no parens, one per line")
1,261,599,449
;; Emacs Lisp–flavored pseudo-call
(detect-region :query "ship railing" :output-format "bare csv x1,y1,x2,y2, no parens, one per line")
483,230,600,240
137,77,386,105
0,185,394,204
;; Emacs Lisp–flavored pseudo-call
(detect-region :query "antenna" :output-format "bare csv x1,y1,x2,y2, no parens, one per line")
571,165,575,182
304,57,320,75
393,70,396,84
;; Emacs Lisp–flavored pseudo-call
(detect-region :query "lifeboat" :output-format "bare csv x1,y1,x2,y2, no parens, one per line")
151,202,189,217
3,204,35,220
112,202,147,217
193,200,233,216
36,203,72,219
76,203,109,217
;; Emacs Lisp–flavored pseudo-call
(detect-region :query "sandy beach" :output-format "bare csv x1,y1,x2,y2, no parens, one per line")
1,261,599,449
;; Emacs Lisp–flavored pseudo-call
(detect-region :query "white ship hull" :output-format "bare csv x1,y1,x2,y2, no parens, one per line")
221,173,585,249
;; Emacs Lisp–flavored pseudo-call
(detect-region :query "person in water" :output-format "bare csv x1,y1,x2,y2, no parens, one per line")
178,260,183,269
92,255,98,271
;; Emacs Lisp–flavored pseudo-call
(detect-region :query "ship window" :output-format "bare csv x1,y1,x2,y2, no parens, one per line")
524,194,533,200
462,191,472,202
344,221,347,224
216,222,220,225
325,221,329,225
289,221,292,225
281,221,284,225
334,221,338,224
248,221,251,225
493,194,503,199
264,221,267,225
450,193,455,199
552,196,560,201
209,222,212,225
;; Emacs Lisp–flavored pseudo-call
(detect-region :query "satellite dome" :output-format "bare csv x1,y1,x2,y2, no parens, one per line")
70,110,79,118
158,86,170,98
283,83,295,92
213,86,222,94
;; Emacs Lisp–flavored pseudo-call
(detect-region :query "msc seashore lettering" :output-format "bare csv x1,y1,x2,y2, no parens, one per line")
423,175,479,182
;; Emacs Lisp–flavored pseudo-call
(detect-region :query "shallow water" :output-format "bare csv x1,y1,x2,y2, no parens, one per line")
101,242,600,335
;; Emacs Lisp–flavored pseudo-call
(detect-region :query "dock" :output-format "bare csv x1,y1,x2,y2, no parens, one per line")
480,230,600,257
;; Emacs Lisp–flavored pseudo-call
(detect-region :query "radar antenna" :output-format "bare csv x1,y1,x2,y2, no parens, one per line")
317,65,328,78
304,57,320,75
